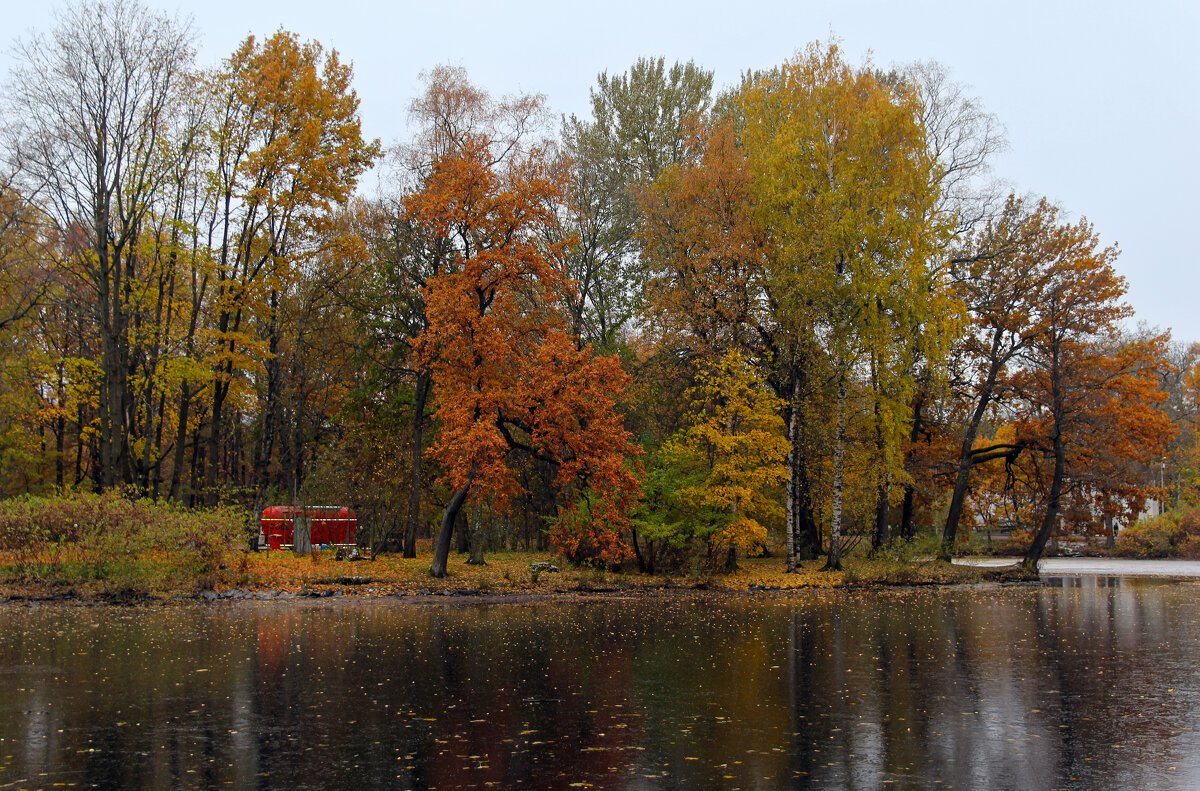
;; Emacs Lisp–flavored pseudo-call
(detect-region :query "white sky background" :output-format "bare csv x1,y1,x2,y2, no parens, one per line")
4,0,1198,343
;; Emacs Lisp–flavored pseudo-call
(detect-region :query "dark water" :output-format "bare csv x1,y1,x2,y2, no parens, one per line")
2,578,1199,790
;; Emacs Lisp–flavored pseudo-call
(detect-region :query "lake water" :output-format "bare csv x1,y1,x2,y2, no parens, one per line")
2,577,1199,790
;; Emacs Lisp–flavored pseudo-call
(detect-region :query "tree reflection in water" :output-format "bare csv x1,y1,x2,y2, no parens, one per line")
1,578,1197,789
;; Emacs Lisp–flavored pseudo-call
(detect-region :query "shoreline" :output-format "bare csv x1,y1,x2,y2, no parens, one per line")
0,560,1040,606
20,551,1200,607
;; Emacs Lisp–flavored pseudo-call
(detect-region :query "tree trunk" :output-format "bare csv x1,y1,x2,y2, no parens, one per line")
455,508,470,553
253,289,282,497
1024,431,1065,571
899,391,924,541
940,421,982,560
872,483,890,550
74,402,85,486
786,365,820,563
795,460,820,559
1025,360,1066,571
630,526,649,573
870,357,890,551
205,378,229,507
404,371,431,558
54,370,66,489
168,384,190,501
900,485,917,541
785,377,798,572
95,180,117,491
467,499,486,565
824,376,847,571
430,484,471,578
725,492,739,573
186,413,206,508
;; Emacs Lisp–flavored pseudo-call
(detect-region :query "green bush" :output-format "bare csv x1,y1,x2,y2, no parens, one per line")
1113,508,1200,559
0,490,247,585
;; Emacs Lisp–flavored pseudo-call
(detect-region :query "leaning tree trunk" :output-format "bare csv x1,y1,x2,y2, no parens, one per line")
941,344,1006,558
1025,405,1066,572
430,485,471,578
940,415,984,560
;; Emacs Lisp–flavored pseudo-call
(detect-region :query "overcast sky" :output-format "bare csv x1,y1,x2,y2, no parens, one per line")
5,1,1198,343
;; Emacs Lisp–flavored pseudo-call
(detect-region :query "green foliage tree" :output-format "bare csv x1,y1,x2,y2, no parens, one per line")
649,351,788,570
558,57,714,350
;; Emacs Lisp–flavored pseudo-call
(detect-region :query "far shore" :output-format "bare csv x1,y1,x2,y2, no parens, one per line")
956,556,1200,577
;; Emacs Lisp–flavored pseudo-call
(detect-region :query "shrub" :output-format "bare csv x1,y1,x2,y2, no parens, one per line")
0,490,246,584
1113,508,1200,559
546,499,633,569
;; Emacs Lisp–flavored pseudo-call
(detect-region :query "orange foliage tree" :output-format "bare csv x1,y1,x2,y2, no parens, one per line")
940,196,1058,557
1015,331,1175,565
406,135,641,577
1012,217,1175,567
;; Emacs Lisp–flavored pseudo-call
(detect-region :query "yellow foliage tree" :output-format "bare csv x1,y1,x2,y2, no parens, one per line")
739,41,949,569
660,351,789,569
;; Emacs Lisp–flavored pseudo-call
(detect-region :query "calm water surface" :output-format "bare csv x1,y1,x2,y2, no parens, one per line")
2,578,1199,790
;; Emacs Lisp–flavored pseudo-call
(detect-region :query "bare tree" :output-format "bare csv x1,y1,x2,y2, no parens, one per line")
4,0,194,488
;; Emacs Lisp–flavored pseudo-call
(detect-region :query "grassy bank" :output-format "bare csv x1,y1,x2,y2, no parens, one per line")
0,492,1036,602
0,548,1037,603
0,491,244,598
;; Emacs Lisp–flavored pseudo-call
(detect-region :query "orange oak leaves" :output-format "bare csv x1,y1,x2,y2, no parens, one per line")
407,134,641,576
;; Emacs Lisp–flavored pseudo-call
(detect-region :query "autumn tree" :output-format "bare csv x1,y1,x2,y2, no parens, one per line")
740,42,947,570
366,66,546,556
938,196,1055,558
639,121,768,353
1148,339,1200,509
198,31,379,505
639,115,837,568
654,351,788,570
406,134,640,578
1015,225,1173,568
1056,333,1175,540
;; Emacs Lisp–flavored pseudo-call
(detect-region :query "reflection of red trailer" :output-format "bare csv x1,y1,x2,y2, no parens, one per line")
258,506,357,550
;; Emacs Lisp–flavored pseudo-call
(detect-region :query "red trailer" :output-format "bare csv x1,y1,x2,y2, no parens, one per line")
258,505,357,550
